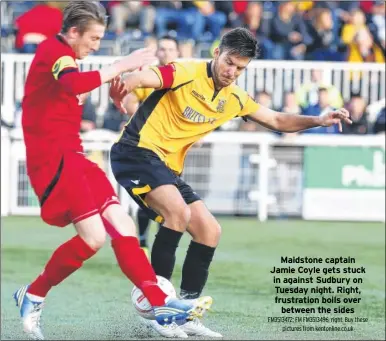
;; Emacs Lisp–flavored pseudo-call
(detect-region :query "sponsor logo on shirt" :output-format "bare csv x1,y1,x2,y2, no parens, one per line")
183,106,216,124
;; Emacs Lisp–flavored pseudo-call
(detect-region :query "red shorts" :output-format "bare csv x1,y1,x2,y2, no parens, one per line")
28,151,120,227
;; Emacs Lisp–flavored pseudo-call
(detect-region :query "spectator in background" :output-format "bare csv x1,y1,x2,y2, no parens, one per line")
242,2,273,59
257,91,273,110
369,0,386,50
181,1,227,42
153,1,194,40
179,40,194,58
229,91,273,132
279,91,302,138
108,1,155,36
341,8,367,45
125,35,179,117
210,2,271,59
103,103,129,133
342,94,369,134
301,88,339,134
305,8,345,61
296,69,344,109
269,1,311,60
312,1,359,37
238,91,273,132
144,35,158,51
293,1,314,14
373,107,386,134
346,27,385,63
80,97,97,133
333,1,361,34
282,91,301,115
243,2,266,35
359,0,375,15
14,1,63,53
214,1,243,29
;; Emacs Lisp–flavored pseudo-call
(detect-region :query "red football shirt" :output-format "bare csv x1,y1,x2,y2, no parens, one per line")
22,35,101,173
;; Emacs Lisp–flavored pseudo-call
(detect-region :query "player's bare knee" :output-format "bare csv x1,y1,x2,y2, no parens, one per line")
197,223,222,247
83,231,106,251
74,215,107,251
163,204,191,232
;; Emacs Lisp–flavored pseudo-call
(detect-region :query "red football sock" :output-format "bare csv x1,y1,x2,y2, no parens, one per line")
111,236,167,306
27,235,96,297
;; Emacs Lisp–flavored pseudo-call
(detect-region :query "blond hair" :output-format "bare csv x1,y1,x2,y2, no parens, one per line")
62,0,106,34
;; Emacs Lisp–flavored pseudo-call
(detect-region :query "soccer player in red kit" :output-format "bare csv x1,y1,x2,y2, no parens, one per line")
13,1,211,339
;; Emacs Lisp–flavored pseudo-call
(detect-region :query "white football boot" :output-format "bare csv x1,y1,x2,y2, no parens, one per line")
179,296,223,337
180,317,223,337
140,296,214,338
14,285,45,340
140,317,188,338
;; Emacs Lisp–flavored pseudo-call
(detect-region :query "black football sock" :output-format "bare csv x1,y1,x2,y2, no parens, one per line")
180,241,216,299
151,226,183,280
137,209,151,248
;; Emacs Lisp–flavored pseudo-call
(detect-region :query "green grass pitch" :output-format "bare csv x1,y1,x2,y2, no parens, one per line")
1,216,385,340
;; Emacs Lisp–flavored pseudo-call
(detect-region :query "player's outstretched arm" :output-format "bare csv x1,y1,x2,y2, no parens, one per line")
57,48,156,96
123,69,163,93
246,106,352,133
99,48,157,84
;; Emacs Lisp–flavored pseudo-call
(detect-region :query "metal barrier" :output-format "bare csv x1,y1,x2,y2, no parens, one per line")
2,129,384,222
1,53,385,123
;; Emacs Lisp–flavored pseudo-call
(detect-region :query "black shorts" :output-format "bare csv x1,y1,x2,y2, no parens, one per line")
110,142,201,223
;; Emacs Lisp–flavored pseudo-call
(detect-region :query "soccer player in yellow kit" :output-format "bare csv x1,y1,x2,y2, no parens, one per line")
111,28,351,337
124,36,179,258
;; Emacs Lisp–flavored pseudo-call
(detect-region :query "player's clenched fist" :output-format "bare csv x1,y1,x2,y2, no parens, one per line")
319,108,352,132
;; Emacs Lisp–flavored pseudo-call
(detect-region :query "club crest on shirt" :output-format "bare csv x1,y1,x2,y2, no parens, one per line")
216,99,226,113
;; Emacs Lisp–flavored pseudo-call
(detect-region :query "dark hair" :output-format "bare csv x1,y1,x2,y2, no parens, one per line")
62,0,107,34
158,35,179,48
218,28,259,58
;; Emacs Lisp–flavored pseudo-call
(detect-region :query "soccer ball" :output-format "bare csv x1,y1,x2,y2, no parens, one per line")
131,275,177,319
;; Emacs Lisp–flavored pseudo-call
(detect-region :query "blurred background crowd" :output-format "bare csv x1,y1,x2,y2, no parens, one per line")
1,1,385,60
1,0,385,136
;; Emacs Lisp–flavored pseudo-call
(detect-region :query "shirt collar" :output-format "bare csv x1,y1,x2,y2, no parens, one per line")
206,61,213,78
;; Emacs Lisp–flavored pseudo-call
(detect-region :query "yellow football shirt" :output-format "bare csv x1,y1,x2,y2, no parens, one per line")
119,60,260,174
133,87,154,102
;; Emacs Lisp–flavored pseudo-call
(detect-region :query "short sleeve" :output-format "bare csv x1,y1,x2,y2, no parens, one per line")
150,61,196,89
170,61,196,88
233,89,260,117
238,95,260,117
